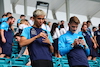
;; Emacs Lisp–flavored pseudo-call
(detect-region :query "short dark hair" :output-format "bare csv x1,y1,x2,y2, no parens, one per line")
14,33,21,37
98,24,100,27
81,24,87,30
7,16,14,21
82,24,87,28
2,14,7,18
69,16,80,24
60,24,64,28
20,15,25,18
87,21,91,24
6,12,12,16
61,20,64,22
92,27,97,30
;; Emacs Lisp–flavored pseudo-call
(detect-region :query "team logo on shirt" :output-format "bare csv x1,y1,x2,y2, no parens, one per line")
97,32,100,35
31,28,37,35
82,33,86,36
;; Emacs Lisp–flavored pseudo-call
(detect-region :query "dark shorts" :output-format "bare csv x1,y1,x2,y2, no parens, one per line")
31,60,53,67
52,38,58,51
1,42,12,57
89,47,98,57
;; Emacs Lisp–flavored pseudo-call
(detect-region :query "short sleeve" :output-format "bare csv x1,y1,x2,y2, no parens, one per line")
0,22,8,31
21,27,31,39
17,19,21,23
2,17,8,22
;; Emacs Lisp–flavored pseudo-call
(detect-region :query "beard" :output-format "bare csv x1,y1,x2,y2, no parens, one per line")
82,29,87,32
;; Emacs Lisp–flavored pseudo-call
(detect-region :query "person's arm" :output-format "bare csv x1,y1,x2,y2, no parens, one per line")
58,35,73,56
17,19,21,27
78,35,90,56
91,37,97,49
94,31,99,47
20,32,47,47
42,38,54,53
18,23,21,27
1,29,6,43
87,31,97,48
94,36,99,46
20,36,38,47
49,45,54,53
81,38,90,56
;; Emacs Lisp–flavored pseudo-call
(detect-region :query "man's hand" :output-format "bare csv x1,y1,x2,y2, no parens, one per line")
42,37,50,44
93,43,97,49
37,32,47,39
72,39,80,46
2,37,6,43
78,39,85,46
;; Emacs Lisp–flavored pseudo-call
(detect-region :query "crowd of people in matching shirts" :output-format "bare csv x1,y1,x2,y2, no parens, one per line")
0,9,100,67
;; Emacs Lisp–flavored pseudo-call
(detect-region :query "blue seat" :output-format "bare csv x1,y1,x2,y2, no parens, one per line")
62,64,69,67
11,59,28,65
0,58,10,64
56,62,62,67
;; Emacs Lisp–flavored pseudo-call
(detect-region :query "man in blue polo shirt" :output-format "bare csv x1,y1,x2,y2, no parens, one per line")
1,12,12,22
58,16,90,67
17,15,26,27
0,16,15,58
20,9,54,67
94,24,100,56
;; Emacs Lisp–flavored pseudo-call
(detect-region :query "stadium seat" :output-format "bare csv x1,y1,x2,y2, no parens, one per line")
0,58,10,64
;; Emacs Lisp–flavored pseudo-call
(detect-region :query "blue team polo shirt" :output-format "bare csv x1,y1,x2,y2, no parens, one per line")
0,22,9,31
58,31,90,56
58,31,90,67
21,26,53,61
17,19,21,23
1,17,8,22
94,30,100,45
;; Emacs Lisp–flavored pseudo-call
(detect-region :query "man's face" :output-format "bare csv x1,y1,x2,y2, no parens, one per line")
82,25,87,31
68,22,78,33
21,16,25,19
33,15,45,28
87,22,91,27
93,28,97,32
10,18,15,25
61,21,64,24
